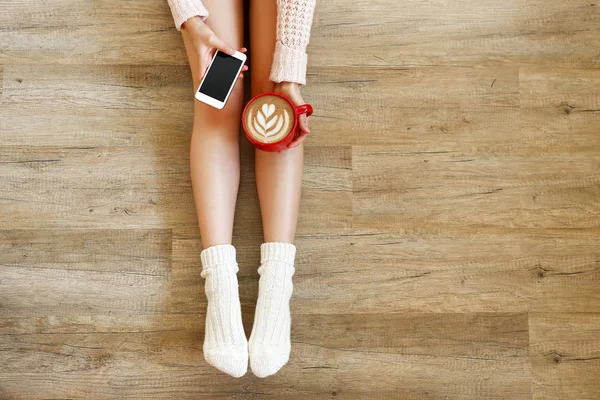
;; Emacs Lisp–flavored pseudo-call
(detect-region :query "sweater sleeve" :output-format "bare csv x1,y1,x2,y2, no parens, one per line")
167,0,209,31
269,0,317,85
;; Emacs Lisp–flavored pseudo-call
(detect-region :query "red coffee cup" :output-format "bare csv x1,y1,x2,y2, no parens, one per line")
242,92,313,152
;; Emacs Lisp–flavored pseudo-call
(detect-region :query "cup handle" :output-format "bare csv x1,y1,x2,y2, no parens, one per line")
295,104,313,117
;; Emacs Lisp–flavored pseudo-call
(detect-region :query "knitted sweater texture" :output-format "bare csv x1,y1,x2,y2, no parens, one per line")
167,0,316,84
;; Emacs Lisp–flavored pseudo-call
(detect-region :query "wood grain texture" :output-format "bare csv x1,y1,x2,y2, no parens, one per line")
308,0,600,67
530,313,600,400
1,0,599,398
0,313,531,399
0,229,172,316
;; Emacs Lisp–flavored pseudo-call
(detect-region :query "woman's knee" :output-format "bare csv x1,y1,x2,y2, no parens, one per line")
251,79,275,98
192,84,244,133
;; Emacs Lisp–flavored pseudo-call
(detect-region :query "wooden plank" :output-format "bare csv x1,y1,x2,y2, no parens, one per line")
303,64,519,146
285,313,531,399
0,0,187,66
0,229,170,274
287,231,600,314
0,65,193,147
352,146,600,232
520,66,600,109
518,64,600,167
0,146,195,229
307,65,519,110
309,0,600,67
0,313,531,399
531,257,600,313
308,104,522,148
298,143,353,234
0,229,172,316
530,313,600,400
521,108,600,155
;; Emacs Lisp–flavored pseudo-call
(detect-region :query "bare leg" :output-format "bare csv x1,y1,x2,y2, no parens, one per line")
182,0,244,248
181,0,248,378
248,0,303,378
250,0,304,244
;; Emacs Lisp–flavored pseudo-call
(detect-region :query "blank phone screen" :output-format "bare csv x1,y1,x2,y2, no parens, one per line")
198,52,243,102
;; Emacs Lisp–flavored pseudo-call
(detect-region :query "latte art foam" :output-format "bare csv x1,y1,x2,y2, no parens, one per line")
245,96,294,144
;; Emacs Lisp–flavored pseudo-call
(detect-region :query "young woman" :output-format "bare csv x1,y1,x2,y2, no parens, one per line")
167,0,316,378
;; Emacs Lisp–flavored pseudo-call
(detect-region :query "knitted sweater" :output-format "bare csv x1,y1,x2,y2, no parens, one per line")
167,0,316,85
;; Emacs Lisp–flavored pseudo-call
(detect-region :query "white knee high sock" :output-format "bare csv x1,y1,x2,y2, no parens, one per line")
200,244,248,377
249,242,296,377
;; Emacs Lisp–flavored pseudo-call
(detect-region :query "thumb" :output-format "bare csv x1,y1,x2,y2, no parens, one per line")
209,36,235,55
299,113,310,134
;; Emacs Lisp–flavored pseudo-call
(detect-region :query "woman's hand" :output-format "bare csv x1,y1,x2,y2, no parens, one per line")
181,16,248,90
273,82,310,149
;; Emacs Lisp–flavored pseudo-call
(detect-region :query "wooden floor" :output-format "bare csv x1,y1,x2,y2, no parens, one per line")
1,0,599,398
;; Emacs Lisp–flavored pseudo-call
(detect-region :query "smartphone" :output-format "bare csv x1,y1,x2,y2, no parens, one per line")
195,50,247,109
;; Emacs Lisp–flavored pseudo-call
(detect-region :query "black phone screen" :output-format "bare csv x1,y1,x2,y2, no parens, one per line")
198,51,243,102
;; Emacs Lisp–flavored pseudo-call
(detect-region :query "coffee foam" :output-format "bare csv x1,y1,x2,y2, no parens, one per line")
245,96,293,144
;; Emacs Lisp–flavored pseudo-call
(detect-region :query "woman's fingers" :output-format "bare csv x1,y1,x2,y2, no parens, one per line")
287,132,308,148
287,93,310,135
237,65,249,79
290,95,311,132
288,114,310,147
298,113,310,134
272,83,311,142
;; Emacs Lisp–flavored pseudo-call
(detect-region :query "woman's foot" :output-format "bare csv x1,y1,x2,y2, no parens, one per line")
249,242,296,377
200,244,248,377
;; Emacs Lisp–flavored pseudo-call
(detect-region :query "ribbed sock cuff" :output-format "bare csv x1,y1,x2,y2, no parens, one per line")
261,242,297,265
200,244,238,278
